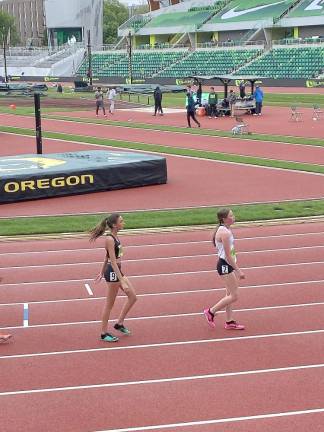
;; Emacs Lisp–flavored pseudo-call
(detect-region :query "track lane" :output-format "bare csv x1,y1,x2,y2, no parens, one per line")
16,281,324,326
2,237,324,268
1,244,323,270
1,262,324,304
1,247,324,284
0,332,322,392
95,410,324,432
0,367,323,432
0,304,23,327
2,304,324,356
1,222,324,254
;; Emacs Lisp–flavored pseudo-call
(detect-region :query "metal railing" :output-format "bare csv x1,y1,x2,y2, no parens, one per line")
0,46,48,57
97,44,120,51
94,44,188,53
118,14,152,33
196,40,265,49
273,37,324,47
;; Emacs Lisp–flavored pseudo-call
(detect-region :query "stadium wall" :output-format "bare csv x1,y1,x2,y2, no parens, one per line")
4,75,324,88
215,30,258,42
298,25,324,38
44,0,103,48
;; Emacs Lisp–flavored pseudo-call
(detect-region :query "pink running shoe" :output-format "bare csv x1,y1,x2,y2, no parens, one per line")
203,308,215,328
224,321,245,330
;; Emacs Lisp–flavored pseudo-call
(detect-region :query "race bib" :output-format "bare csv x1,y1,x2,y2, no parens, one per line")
222,265,229,274
110,272,118,282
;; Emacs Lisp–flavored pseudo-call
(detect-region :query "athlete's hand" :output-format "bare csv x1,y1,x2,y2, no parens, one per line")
121,277,130,293
237,269,245,280
94,273,103,283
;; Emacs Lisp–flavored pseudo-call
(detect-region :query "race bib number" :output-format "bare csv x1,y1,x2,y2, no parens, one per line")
110,272,118,282
222,265,229,274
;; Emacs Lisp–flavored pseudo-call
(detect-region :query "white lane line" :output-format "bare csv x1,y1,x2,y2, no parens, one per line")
3,300,324,331
0,254,215,270
1,231,324,257
23,303,28,327
2,260,324,287
1,279,323,307
0,362,324,397
2,245,324,270
95,407,324,431
126,261,324,278
2,328,324,361
84,284,93,296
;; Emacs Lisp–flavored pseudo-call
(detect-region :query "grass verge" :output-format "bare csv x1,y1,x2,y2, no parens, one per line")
1,200,324,237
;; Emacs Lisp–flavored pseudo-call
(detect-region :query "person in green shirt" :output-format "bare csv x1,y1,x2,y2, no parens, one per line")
208,87,218,118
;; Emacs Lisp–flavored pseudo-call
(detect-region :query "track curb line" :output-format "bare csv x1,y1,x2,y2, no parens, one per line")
1,216,324,242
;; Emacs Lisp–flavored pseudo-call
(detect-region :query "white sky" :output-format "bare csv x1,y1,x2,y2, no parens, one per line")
119,0,147,4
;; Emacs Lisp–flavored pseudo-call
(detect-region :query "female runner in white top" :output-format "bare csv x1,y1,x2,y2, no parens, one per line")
204,208,245,330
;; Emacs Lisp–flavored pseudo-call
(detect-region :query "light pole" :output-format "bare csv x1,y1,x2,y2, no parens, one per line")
127,30,133,84
87,29,93,86
2,27,9,83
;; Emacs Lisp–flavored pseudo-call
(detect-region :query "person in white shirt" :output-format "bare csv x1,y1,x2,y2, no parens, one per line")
204,208,245,330
108,87,117,114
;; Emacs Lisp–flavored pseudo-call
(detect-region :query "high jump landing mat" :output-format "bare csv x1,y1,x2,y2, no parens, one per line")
0,150,167,203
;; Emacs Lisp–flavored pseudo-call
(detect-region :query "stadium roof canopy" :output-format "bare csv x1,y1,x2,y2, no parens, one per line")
189,75,265,96
189,75,264,81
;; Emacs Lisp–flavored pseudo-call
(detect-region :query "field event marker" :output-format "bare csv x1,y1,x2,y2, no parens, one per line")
84,283,93,296
23,303,29,327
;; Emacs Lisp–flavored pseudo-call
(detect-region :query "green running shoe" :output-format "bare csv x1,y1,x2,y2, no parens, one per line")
114,323,131,335
101,333,119,342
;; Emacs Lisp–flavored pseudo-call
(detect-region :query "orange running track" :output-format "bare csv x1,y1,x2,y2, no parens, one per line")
1,221,324,431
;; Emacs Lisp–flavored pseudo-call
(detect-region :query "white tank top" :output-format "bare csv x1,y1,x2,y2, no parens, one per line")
215,226,236,263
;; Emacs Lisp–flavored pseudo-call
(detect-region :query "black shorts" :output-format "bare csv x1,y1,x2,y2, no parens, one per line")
104,263,123,282
217,258,234,276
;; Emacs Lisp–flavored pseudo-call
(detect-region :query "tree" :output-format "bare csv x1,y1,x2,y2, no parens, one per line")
132,4,149,15
103,0,129,44
0,10,19,46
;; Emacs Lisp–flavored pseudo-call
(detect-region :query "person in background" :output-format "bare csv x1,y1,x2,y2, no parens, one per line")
253,85,264,116
186,87,201,128
108,87,117,114
239,81,246,99
228,89,237,118
208,87,218,118
196,82,202,106
153,86,163,116
95,87,106,117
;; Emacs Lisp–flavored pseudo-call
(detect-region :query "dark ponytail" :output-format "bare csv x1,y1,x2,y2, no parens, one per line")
89,213,121,242
212,208,231,246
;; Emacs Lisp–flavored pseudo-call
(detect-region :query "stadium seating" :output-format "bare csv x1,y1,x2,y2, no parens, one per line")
236,46,324,79
157,48,262,77
77,45,324,80
78,50,187,78
78,52,124,75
